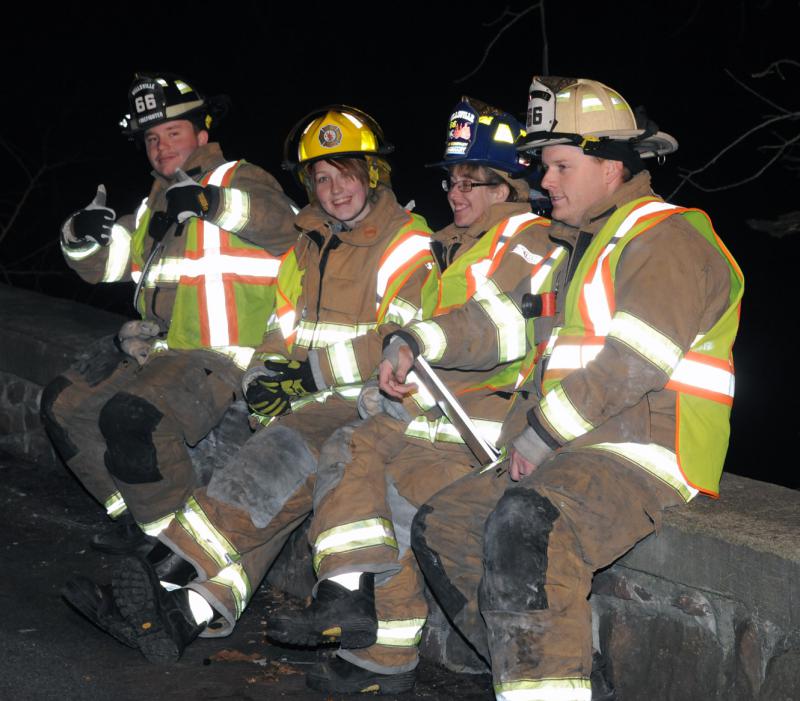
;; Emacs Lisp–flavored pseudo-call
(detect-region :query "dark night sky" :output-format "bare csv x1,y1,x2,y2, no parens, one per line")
2,1,798,488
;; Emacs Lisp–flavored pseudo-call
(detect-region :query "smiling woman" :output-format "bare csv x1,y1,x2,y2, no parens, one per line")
310,158,371,226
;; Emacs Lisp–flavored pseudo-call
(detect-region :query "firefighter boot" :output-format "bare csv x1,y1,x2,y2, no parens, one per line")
267,573,377,648
62,577,138,648
90,511,156,554
113,555,205,664
306,655,416,695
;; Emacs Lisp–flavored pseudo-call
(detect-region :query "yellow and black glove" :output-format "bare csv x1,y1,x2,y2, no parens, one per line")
242,358,317,418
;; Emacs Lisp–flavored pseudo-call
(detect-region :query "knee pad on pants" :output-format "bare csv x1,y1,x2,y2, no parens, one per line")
99,391,164,484
480,487,559,611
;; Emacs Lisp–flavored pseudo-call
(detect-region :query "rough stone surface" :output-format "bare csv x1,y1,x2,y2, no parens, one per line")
758,648,800,701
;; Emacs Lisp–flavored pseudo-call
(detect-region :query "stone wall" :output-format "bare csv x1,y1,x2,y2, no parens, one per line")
2,283,798,699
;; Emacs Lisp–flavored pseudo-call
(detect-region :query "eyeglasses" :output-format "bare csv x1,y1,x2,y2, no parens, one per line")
441,179,497,193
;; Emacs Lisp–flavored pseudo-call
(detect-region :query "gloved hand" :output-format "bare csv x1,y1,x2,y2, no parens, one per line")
165,169,213,224
242,358,318,418
74,334,126,387
116,320,161,366
62,185,116,246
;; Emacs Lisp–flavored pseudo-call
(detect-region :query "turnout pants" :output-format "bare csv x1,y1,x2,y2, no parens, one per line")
40,347,241,526
157,395,360,635
309,413,477,674
412,449,686,701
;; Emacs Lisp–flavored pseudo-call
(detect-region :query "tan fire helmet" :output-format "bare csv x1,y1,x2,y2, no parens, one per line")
520,77,678,160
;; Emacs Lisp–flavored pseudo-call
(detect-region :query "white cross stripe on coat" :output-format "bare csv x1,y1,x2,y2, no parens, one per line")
495,684,592,701
582,201,677,335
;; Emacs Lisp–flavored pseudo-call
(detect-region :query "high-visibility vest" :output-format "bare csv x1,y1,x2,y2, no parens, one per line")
406,213,555,448
539,197,744,497
265,211,433,399
129,161,281,368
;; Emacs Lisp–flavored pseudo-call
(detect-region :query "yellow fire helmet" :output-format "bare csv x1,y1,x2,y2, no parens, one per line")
520,77,677,162
283,105,394,190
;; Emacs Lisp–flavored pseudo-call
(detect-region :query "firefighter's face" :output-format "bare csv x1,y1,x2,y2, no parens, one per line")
312,160,371,226
540,145,622,226
446,164,508,228
144,120,208,177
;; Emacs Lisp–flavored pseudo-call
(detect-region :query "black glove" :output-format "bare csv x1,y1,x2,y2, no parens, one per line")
242,358,318,418
73,334,127,387
63,185,116,247
165,169,215,224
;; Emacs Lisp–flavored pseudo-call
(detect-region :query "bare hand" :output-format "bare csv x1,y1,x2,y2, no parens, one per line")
509,449,537,482
378,345,417,399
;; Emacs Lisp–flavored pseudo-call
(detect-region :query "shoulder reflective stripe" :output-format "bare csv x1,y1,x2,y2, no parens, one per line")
530,247,567,293
140,513,175,537
540,384,594,442
205,161,239,187
588,442,698,501
176,496,241,569
215,188,250,233
104,491,127,519
667,352,735,404
209,562,251,619
134,198,150,229
376,232,431,304
495,678,592,701
472,278,526,363
582,201,678,335
607,311,682,375
313,517,397,572
101,224,132,282
375,618,427,647
409,320,447,363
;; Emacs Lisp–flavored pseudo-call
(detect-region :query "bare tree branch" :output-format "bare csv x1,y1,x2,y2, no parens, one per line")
455,3,543,84
752,59,800,79
724,68,791,115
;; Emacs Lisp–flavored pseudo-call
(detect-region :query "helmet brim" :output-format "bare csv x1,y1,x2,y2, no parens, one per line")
519,129,678,158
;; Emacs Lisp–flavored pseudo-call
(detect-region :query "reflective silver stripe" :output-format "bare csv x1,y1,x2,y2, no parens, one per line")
376,618,427,647
495,678,592,701
176,496,240,569
101,224,132,282
141,513,175,537
313,517,397,572
540,385,593,442
582,202,677,336
589,441,698,501
328,339,361,386
104,491,126,519
530,247,567,293
209,562,251,619
607,311,682,375
134,198,149,229
384,297,419,326
670,355,735,398
295,320,375,348
149,338,253,370
409,320,448,363
61,238,100,261
546,342,602,371
131,269,142,283
215,188,250,233
473,278,526,363
405,415,502,448
376,233,431,303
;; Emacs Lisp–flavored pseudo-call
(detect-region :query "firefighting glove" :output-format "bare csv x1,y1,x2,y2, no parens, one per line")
242,366,290,418
74,334,127,387
116,320,162,366
165,169,217,224
62,184,116,247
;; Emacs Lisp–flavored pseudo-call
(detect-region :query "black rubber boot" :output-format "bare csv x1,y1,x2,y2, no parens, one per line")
61,577,138,648
90,511,156,555
267,573,377,648
148,542,198,587
112,555,205,664
306,656,416,695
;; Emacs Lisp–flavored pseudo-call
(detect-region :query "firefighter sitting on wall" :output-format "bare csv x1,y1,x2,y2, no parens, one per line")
412,77,744,701
43,70,297,611
58,106,436,665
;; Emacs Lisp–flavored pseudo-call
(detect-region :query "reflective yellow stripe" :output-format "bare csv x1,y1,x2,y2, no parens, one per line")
209,562,251,619
328,339,361,386
473,279,526,363
313,517,397,572
540,385,593,442
176,496,240,569
404,416,502,448
140,513,175,537
215,188,250,233
409,320,448,363
384,297,419,326
295,320,375,348
588,441,698,501
375,618,427,647
607,311,682,375
495,677,592,701
104,491,127,519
